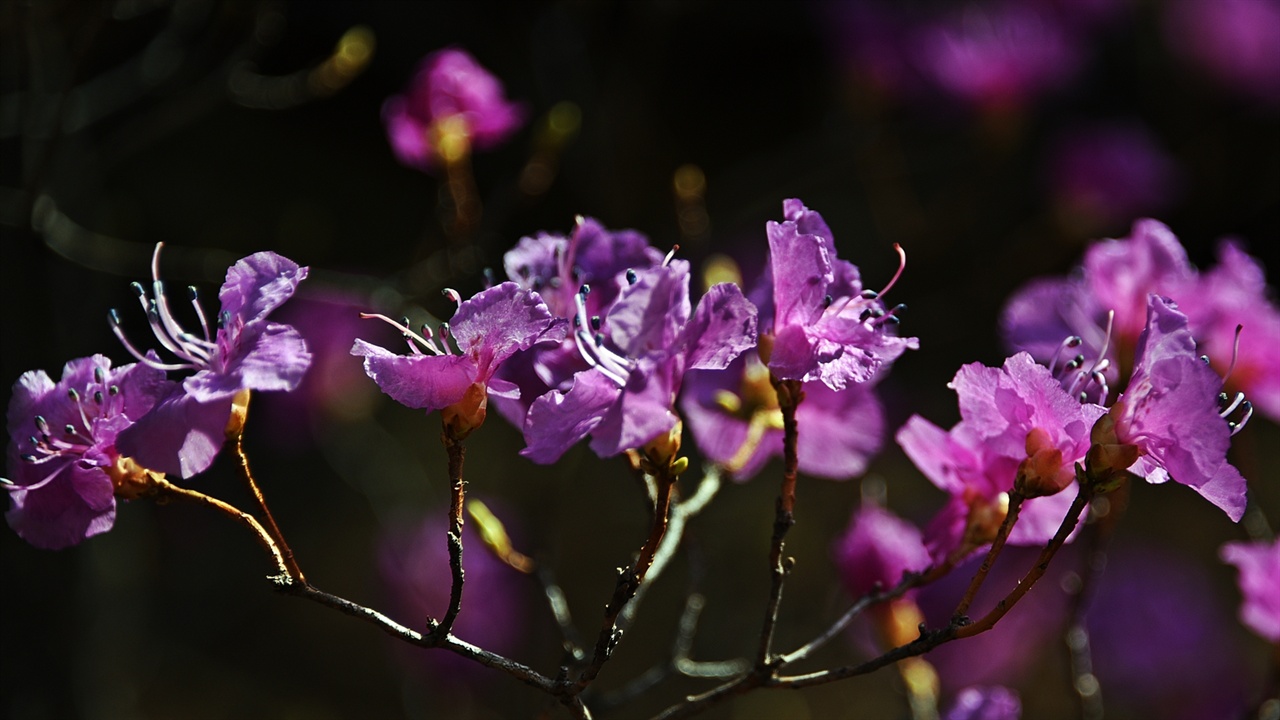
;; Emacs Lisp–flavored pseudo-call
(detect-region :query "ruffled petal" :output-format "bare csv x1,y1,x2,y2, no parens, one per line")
352,339,477,411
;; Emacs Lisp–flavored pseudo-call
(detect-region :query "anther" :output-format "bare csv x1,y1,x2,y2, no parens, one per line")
109,385,119,396
889,303,907,315
483,267,497,288
64,424,77,436
94,367,105,384
579,284,591,297
1200,355,1211,365
93,391,104,405
443,288,463,308
822,295,833,308
34,416,49,435
625,269,638,285
591,315,602,331
67,389,80,403
130,281,147,297
21,454,37,463
594,332,605,346
860,289,879,300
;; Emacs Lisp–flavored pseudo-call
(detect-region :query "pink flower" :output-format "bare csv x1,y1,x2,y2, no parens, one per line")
1221,536,1280,642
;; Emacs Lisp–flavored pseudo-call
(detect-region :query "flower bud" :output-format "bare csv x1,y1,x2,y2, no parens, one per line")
1015,427,1073,498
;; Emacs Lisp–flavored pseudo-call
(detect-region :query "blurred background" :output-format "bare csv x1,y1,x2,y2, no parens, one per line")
2,1,1278,718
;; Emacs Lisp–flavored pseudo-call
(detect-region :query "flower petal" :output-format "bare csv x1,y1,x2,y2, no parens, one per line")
352,339,477,411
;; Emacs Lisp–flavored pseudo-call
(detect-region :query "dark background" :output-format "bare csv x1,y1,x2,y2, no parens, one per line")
2,1,1278,718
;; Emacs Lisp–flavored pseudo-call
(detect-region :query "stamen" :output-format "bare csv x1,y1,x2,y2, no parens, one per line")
590,315,602,331
822,295,833,308
662,245,680,267
626,269,638,285
873,243,907,298
1219,392,1246,418
1048,336,1083,374
1222,324,1244,385
34,416,49,435
188,286,213,342
109,309,196,372
358,313,443,355
483,267,496,289
93,367,105,385
443,288,463,311
1230,401,1253,436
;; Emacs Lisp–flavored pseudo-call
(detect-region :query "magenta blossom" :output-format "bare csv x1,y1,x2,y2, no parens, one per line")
832,504,930,599
353,282,563,438
765,199,917,391
1045,120,1182,231
383,48,526,172
114,247,311,478
1165,0,1280,107
5,355,172,549
1098,296,1247,521
491,216,663,426
943,687,1021,720
681,352,884,481
897,353,1105,562
1220,537,1280,642
521,260,756,464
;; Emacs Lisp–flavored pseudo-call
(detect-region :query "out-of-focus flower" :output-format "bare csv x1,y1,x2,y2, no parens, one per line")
918,546,1072,692
1091,296,1247,520
378,506,527,680
1088,544,1251,719
353,282,563,440
898,353,1105,562
1165,0,1280,107
943,686,1021,720
1221,536,1280,642
1002,219,1280,424
1178,241,1280,420
682,352,884,480
114,247,311,478
492,216,663,426
833,504,930,599
1045,121,1182,231
383,48,526,172
911,2,1082,112
521,260,756,464
765,199,916,391
5,355,172,548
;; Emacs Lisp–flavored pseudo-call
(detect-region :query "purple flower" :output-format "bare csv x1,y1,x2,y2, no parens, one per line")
383,48,526,172
521,260,756,464
832,504,930,599
765,199,917,391
1045,121,1182,230
1165,0,1280,107
1221,537,1280,642
114,247,311,478
353,282,563,439
1178,241,1280,421
911,2,1082,111
897,353,1105,561
379,506,528,680
5,355,172,548
681,352,885,481
1003,220,1280,424
1097,296,1247,521
491,216,664,426
943,686,1021,720
1088,543,1251,719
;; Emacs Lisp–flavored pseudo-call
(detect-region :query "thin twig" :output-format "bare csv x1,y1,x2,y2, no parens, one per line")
230,416,305,583
757,377,802,664
952,489,1026,620
153,476,289,579
573,464,679,693
436,431,468,639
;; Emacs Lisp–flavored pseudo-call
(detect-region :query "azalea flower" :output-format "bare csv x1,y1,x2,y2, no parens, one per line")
897,353,1106,562
681,351,885,481
832,504,930,599
1220,536,1280,642
943,686,1021,720
353,282,563,439
491,216,663,426
521,260,756,464
5,355,172,548
383,47,526,172
113,246,311,478
1092,296,1248,521
765,199,917,390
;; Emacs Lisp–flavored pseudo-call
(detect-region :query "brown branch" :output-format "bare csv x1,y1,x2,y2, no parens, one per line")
757,377,802,664
434,431,468,640
952,489,1026,620
572,464,679,694
152,476,289,579
227,391,305,583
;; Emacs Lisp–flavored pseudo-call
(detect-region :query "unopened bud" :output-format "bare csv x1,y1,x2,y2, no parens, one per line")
1015,427,1072,498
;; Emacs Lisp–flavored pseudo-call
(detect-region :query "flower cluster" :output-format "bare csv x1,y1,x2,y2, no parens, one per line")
4,246,311,547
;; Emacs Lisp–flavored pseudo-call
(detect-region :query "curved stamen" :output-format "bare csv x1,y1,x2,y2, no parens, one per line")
188,286,213,342
443,288,463,311
1219,391,1246,418
1048,336,1083,375
1230,402,1253,436
874,243,907,299
1222,324,1244,386
109,310,198,371
662,244,681,267
358,313,443,355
